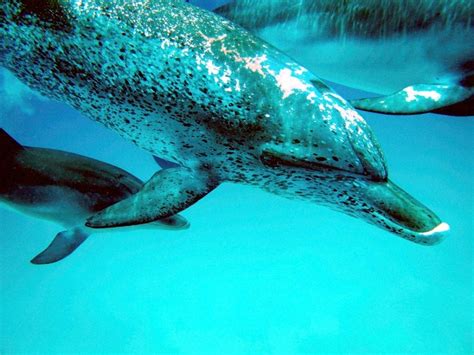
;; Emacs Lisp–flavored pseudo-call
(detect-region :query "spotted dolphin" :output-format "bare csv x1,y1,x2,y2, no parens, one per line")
0,129,189,264
0,0,448,245
215,0,474,116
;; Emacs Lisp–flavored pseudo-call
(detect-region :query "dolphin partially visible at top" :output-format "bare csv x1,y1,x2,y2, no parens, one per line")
215,0,474,116
0,0,449,246
0,129,189,264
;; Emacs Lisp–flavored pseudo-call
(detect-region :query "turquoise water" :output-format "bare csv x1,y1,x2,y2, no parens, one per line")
1,2,473,354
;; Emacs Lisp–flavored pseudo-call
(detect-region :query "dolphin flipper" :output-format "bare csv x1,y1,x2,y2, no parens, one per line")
350,84,473,116
86,167,219,228
31,228,89,264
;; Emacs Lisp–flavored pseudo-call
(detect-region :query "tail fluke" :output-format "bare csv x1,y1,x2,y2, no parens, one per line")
31,227,89,264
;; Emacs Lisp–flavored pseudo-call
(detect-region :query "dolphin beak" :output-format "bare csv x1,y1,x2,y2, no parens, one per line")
360,180,449,245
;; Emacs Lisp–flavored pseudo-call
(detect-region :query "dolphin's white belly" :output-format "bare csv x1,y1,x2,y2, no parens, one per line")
0,186,91,227
258,22,470,94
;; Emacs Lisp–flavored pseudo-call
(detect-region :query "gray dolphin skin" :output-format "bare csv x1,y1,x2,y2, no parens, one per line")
215,0,474,116
0,0,449,245
0,129,189,264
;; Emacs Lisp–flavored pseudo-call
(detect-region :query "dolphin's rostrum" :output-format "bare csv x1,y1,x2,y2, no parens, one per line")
0,0,449,245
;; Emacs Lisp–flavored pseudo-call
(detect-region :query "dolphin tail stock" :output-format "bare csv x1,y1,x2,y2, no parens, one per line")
360,180,449,245
31,227,90,264
85,166,219,228
350,84,473,116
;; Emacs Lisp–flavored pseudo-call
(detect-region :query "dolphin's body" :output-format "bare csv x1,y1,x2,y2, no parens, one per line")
0,0,449,245
215,0,474,116
0,129,189,264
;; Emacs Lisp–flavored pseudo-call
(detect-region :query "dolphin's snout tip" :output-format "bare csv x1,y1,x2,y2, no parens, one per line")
416,222,450,246
420,222,450,236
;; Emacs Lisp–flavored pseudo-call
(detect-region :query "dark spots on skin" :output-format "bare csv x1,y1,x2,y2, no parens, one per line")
3,0,404,242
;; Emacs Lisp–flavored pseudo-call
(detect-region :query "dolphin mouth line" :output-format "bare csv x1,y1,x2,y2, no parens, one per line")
374,211,450,245
260,150,383,182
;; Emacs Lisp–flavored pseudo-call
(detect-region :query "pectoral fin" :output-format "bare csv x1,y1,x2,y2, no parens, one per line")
86,167,219,228
31,227,89,264
350,84,473,116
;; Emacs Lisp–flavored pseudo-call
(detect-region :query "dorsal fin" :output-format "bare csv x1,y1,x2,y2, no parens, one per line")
153,155,181,169
0,128,25,155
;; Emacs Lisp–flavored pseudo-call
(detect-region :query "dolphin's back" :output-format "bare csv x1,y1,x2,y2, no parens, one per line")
1,0,275,163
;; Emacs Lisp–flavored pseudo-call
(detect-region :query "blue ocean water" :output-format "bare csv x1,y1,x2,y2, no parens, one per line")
0,2,473,354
